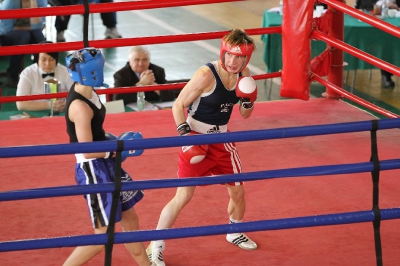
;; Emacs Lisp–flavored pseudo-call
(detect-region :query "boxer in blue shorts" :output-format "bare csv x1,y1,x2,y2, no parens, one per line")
64,47,151,266
148,29,258,266
74,157,143,227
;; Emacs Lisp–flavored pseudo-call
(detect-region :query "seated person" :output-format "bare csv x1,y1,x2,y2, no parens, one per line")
113,46,174,104
354,0,376,10
355,0,399,12
375,0,400,10
0,0,47,87
16,44,74,112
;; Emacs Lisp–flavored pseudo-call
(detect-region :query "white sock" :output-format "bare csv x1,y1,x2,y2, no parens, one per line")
152,240,164,248
229,218,242,224
228,218,243,237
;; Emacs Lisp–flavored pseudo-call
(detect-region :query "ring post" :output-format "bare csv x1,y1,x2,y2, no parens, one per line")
324,0,344,99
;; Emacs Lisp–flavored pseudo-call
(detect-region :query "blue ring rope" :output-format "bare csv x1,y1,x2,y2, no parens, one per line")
0,159,399,202
1,118,399,158
1,208,400,252
0,118,399,256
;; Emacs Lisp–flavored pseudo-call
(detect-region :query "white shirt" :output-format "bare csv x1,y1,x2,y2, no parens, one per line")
17,63,74,101
376,0,396,5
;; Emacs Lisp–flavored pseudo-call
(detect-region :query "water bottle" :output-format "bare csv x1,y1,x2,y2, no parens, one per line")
381,0,389,18
279,0,283,15
137,91,145,111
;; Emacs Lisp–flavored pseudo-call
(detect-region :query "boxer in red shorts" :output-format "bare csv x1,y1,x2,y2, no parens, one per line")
148,29,258,266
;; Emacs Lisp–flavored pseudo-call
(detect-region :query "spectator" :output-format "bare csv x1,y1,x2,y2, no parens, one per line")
354,0,376,9
381,70,395,88
355,0,399,10
354,0,398,88
113,46,175,104
48,0,122,42
16,42,74,112
390,0,400,9
378,0,399,88
0,0,46,87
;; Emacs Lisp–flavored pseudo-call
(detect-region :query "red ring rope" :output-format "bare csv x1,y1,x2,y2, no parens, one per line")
0,0,243,19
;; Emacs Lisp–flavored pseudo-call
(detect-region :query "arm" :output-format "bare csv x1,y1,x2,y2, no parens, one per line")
237,67,255,119
14,0,45,30
389,0,399,9
0,0,17,35
68,99,108,159
376,0,399,9
139,69,156,85
16,100,52,111
17,99,65,112
113,68,137,103
29,0,42,26
173,67,211,164
172,66,214,127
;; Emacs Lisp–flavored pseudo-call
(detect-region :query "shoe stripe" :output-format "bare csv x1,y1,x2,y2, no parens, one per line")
231,234,249,245
148,245,164,262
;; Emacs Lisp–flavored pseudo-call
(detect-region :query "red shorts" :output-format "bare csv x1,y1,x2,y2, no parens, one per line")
177,141,243,186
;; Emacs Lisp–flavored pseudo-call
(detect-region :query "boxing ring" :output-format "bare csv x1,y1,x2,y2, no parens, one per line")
0,0,400,265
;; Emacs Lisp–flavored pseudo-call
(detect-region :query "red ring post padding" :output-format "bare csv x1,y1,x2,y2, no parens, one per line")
280,0,314,101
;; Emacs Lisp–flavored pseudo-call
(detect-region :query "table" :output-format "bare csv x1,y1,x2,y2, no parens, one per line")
261,11,400,73
0,109,64,120
0,101,163,121
0,106,135,121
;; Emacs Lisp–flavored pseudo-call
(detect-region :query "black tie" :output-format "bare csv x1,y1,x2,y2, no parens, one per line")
42,72,55,78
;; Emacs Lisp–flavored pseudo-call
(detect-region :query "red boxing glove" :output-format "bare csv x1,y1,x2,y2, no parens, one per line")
235,76,258,103
181,133,209,164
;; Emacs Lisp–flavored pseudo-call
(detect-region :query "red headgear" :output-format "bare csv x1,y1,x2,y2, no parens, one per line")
220,37,254,73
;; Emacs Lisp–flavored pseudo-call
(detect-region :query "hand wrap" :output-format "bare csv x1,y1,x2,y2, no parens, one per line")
177,122,191,135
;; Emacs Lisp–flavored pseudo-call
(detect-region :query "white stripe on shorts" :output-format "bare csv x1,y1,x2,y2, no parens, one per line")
224,142,243,186
83,160,109,227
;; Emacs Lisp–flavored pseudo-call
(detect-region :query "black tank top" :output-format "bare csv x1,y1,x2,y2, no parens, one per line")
65,85,106,143
188,62,241,125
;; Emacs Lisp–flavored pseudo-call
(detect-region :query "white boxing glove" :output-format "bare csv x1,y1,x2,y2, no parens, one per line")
236,76,257,108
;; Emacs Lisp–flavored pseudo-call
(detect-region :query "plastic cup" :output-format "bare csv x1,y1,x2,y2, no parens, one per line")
44,79,61,116
388,9,396,18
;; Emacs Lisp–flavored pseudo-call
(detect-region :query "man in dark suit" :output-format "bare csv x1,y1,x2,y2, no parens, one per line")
113,46,174,104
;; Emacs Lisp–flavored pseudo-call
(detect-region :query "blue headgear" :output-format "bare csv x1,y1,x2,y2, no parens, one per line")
65,48,108,88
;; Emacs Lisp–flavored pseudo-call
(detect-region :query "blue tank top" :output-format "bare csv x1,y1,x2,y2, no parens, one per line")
188,62,241,126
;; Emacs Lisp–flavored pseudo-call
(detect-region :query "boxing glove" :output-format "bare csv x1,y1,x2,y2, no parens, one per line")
235,76,258,104
177,122,208,164
103,132,117,158
105,132,117,141
181,133,209,164
118,131,144,161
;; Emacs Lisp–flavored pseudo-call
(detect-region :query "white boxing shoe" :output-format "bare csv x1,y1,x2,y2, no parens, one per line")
146,240,166,266
226,233,258,250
